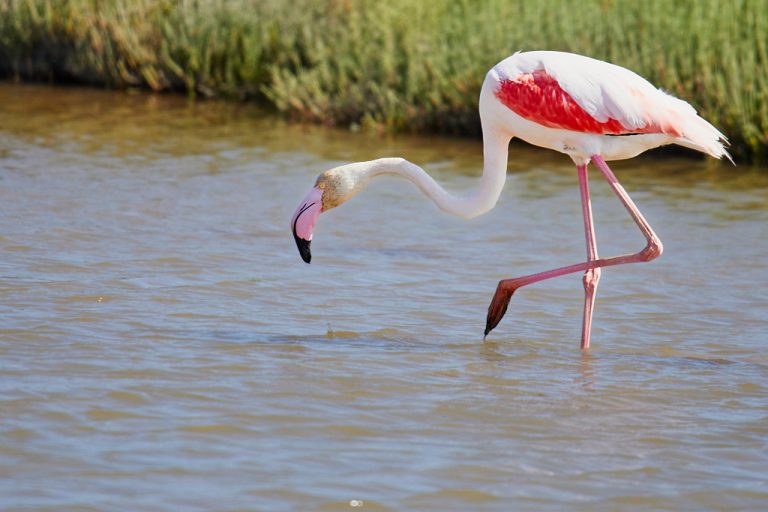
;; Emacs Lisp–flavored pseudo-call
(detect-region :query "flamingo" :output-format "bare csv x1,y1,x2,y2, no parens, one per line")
290,51,729,350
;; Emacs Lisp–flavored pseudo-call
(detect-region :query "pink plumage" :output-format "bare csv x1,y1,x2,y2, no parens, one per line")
495,70,679,136
486,51,729,160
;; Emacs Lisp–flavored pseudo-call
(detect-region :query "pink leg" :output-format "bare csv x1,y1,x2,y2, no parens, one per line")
485,155,663,344
578,164,601,351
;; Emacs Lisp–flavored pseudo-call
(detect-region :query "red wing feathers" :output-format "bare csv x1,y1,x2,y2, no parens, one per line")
495,70,678,136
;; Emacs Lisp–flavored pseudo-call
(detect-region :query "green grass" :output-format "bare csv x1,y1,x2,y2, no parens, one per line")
1,0,766,163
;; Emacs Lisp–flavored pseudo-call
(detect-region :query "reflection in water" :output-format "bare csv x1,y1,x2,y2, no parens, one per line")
1,83,768,511
576,352,595,391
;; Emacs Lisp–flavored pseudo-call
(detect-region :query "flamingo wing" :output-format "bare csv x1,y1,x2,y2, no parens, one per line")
493,51,692,137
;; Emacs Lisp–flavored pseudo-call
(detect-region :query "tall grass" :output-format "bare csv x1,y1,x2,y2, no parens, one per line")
1,0,766,162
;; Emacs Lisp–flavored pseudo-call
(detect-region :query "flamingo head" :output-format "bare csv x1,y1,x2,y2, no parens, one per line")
291,167,365,264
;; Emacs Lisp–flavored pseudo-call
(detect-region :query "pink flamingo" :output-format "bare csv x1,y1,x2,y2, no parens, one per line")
290,51,729,350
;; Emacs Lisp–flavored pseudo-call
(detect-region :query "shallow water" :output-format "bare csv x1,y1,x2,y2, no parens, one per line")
1,83,767,511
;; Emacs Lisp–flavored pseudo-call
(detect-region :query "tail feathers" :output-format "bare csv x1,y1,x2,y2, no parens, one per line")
676,114,732,163
658,92,732,162
667,96,733,163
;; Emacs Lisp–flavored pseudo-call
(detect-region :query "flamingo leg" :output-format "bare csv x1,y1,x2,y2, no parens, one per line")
484,155,663,346
578,164,601,351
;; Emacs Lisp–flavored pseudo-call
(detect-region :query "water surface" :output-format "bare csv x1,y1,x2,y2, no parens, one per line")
1,83,767,511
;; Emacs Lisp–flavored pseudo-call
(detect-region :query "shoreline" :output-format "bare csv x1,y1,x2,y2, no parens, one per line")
2,0,765,164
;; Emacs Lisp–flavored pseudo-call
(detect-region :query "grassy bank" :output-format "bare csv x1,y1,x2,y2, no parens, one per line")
1,0,766,163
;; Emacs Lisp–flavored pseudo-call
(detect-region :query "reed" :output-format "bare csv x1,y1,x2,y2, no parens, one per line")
1,0,766,162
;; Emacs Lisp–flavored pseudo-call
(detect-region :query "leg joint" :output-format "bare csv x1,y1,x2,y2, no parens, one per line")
640,238,663,262
582,267,601,292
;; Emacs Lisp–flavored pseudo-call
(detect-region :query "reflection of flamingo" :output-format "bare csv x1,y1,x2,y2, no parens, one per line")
291,51,729,350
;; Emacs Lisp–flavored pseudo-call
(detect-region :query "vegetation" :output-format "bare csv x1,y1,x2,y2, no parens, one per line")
1,0,766,162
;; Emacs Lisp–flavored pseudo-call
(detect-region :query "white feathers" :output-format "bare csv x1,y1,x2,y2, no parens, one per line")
491,51,730,160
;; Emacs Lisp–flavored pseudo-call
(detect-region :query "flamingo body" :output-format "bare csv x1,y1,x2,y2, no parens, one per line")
291,51,729,349
481,51,728,163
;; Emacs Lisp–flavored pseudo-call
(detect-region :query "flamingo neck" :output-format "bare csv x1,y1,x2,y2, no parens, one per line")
350,129,510,219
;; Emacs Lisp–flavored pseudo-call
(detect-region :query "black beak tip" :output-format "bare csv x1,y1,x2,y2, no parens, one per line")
294,235,312,264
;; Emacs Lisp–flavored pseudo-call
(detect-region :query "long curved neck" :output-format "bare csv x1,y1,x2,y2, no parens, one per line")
349,128,510,219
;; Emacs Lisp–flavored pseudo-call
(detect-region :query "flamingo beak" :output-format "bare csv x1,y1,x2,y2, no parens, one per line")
290,186,324,264
293,230,312,263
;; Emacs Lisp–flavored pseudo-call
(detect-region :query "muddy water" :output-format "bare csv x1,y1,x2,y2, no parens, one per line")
1,83,767,511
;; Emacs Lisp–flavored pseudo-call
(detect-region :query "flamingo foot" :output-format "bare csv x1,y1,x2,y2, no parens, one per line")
484,280,517,337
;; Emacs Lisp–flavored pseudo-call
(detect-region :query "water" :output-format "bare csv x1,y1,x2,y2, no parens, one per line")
1,83,767,511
